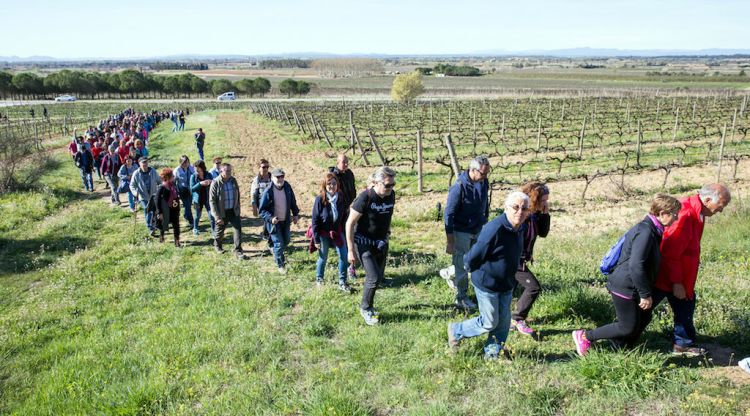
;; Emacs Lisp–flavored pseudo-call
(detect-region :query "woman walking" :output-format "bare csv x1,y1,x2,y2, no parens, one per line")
311,173,351,292
572,194,682,356
155,168,181,247
190,160,215,237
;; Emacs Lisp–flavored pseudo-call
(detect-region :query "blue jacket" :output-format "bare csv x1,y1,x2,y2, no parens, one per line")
465,213,525,293
189,171,214,205
444,171,489,235
259,182,300,224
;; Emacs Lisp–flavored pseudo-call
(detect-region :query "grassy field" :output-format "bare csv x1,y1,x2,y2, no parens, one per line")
1,110,749,415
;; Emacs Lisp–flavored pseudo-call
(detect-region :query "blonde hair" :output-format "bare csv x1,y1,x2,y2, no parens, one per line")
649,193,681,216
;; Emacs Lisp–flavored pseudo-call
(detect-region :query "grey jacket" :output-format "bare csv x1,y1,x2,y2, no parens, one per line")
129,167,160,201
210,175,241,219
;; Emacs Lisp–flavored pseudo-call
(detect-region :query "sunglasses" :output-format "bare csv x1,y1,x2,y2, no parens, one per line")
275,175,285,179
260,166,269,169
382,182,395,189
510,204,530,212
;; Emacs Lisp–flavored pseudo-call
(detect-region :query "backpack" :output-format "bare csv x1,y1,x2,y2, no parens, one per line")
599,234,627,275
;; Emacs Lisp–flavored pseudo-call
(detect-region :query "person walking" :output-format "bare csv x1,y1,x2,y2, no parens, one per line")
330,153,358,279
346,167,397,326
447,191,530,360
100,145,122,205
155,168,181,246
194,128,206,160
250,159,272,217
178,111,186,131
74,139,95,192
209,157,222,178
510,182,551,336
311,172,351,292
259,168,300,274
130,157,161,235
118,157,138,212
572,194,682,356
209,163,246,259
651,184,732,356
190,160,215,237
174,155,196,230
439,156,491,310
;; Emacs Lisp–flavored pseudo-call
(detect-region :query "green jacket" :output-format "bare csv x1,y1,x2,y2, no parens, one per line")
209,175,241,219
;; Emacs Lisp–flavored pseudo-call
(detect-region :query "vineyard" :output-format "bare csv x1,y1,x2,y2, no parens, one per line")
249,94,750,200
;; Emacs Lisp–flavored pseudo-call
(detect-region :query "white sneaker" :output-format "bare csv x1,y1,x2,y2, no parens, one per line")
440,265,457,290
278,267,287,274
739,357,750,375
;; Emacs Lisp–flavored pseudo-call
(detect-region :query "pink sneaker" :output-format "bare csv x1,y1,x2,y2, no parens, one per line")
572,330,591,357
511,319,536,336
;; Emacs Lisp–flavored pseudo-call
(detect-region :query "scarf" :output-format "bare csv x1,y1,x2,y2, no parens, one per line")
328,192,339,222
164,182,178,207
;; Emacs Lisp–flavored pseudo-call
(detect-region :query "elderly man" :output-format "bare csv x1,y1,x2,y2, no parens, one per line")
209,163,245,259
258,168,300,274
651,183,731,356
129,157,160,235
447,191,530,360
440,156,491,310
346,167,397,326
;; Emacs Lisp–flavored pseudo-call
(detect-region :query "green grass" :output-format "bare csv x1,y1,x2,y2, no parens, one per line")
2,111,750,415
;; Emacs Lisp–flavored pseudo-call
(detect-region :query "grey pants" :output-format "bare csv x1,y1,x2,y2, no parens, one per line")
105,175,120,203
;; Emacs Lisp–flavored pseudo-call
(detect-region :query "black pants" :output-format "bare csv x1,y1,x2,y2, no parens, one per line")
159,207,180,241
358,244,388,310
586,293,652,349
512,269,541,321
215,210,243,253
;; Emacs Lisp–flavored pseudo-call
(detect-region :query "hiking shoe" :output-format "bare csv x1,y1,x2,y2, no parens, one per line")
316,280,324,288
214,246,226,254
338,282,352,293
739,357,750,375
447,323,460,351
360,308,379,326
440,265,457,290
278,267,287,274
455,297,477,310
235,251,247,260
672,344,707,357
483,344,509,361
511,319,536,336
150,229,158,237
572,330,591,357
193,229,199,236
348,265,357,280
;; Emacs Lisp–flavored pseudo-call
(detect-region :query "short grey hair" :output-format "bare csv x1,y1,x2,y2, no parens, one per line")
698,183,730,203
469,155,491,171
373,166,396,183
504,191,530,208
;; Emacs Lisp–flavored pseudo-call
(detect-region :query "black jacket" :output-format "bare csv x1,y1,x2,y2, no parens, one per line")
330,167,356,208
606,216,663,300
311,192,347,242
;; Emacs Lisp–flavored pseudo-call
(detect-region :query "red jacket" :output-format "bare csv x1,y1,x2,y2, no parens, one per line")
655,194,705,299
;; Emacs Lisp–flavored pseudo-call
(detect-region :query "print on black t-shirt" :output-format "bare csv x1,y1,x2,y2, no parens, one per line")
351,189,395,240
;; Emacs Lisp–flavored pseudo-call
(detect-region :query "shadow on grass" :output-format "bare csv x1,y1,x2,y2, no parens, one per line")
0,235,90,276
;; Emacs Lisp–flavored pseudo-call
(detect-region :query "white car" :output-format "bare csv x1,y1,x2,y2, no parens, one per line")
55,95,77,102
217,92,236,101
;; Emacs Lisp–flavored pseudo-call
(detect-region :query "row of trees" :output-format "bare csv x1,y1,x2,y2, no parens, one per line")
416,64,482,76
278,79,312,97
0,70,274,99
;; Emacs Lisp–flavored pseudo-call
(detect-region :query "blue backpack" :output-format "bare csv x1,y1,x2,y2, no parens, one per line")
599,234,627,275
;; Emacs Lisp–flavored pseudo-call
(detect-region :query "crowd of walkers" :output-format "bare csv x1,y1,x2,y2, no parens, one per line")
70,112,743,365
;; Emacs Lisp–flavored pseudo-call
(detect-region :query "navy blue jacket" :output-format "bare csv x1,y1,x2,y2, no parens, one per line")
259,182,300,224
465,213,525,293
311,192,347,243
444,170,489,234
606,216,663,300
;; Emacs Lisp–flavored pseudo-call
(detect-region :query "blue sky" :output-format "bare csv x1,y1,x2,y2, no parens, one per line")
1,0,748,58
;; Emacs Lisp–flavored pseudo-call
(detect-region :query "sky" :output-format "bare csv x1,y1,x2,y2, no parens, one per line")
1,0,748,58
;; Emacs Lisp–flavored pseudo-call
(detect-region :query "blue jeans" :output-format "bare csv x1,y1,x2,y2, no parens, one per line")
452,231,477,301
652,289,698,347
196,142,204,161
180,193,194,225
193,201,215,236
79,169,93,191
268,220,291,267
127,190,136,210
316,236,347,283
451,286,513,354
139,199,155,232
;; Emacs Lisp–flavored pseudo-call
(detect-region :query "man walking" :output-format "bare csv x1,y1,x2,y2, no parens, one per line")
440,156,491,310
74,139,95,192
330,153,357,279
100,145,122,205
194,128,206,161
174,155,195,230
258,168,300,274
346,167,397,326
651,183,731,356
209,163,246,259
130,157,160,235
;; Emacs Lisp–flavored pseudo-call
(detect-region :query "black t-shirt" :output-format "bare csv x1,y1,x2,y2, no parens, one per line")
351,189,395,240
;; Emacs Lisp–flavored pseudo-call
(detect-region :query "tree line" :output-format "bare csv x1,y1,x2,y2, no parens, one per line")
0,70,278,100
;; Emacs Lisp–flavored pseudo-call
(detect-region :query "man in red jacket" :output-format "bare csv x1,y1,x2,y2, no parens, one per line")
652,183,731,356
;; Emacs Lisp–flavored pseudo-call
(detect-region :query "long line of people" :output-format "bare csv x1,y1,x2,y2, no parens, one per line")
71,117,736,362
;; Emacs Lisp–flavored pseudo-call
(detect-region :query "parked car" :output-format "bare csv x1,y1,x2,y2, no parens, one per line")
55,95,77,102
217,92,236,101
